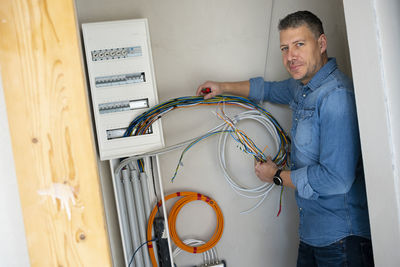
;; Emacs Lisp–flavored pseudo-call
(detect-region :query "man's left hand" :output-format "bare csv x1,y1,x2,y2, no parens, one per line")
254,156,278,183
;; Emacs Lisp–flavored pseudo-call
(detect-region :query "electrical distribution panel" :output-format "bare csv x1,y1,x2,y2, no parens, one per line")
82,19,164,160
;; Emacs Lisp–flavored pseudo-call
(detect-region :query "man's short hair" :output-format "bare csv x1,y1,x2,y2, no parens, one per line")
278,11,324,39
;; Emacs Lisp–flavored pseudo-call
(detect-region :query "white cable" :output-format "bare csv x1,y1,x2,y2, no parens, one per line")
116,109,282,213
172,239,217,265
213,245,219,264
114,122,227,175
217,110,279,213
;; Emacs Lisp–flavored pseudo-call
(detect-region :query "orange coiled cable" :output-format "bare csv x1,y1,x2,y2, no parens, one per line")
146,191,224,266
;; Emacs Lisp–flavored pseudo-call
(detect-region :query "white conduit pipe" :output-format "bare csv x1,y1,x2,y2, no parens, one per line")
122,169,144,267
143,156,161,267
140,171,151,220
131,170,151,267
114,172,133,265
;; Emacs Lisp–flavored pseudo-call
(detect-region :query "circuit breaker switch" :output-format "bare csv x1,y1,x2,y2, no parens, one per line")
95,72,145,88
91,46,142,61
129,99,149,109
99,99,149,114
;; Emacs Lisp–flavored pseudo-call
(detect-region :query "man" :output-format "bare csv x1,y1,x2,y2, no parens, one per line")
196,11,373,267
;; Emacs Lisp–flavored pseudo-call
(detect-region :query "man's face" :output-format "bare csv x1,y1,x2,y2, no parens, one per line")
279,25,327,84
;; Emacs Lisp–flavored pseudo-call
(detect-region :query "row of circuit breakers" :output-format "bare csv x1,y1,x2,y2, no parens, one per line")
82,19,164,160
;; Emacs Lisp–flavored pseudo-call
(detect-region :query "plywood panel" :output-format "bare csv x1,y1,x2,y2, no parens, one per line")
0,0,111,266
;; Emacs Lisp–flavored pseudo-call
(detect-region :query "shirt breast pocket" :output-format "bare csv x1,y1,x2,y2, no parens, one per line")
295,109,315,146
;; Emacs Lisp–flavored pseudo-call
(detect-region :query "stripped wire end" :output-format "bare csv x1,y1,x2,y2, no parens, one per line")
171,174,177,183
277,186,284,217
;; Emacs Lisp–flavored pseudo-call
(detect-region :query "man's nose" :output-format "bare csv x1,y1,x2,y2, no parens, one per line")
287,48,297,62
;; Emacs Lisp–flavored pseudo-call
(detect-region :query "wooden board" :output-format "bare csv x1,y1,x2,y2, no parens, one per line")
0,0,112,266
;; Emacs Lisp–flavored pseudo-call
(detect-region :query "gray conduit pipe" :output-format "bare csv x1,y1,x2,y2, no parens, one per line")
114,172,133,265
132,170,151,267
122,168,144,267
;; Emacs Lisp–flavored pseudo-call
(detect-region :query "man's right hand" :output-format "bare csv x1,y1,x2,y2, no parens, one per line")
196,81,223,99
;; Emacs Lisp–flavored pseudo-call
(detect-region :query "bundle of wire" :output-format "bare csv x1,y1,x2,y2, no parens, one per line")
120,95,290,213
217,108,286,214
124,95,289,163
173,239,220,266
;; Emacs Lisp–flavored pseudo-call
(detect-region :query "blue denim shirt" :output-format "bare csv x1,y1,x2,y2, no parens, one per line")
249,58,371,246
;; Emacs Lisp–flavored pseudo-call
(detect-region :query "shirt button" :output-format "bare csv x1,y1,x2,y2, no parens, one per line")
299,208,302,211
302,94,306,97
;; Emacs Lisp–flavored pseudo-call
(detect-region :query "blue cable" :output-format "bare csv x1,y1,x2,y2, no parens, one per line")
128,238,158,267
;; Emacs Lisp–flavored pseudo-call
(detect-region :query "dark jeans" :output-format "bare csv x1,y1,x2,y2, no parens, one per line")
297,236,374,267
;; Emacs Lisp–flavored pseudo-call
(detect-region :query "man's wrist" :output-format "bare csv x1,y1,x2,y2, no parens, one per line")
219,82,228,94
273,169,283,186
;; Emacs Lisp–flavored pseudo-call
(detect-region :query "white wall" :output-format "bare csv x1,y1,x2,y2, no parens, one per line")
2,0,397,265
75,0,352,266
343,0,400,266
0,72,30,266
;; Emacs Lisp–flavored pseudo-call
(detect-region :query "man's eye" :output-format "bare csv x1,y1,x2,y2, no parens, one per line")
296,42,304,47
280,47,288,52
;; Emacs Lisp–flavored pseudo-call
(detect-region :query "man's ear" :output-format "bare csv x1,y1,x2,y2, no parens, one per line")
318,34,328,54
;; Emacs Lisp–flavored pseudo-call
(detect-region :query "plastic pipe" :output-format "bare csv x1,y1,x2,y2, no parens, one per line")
114,172,133,265
140,171,151,220
143,156,161,267
122,168,144,267
132,170,151,267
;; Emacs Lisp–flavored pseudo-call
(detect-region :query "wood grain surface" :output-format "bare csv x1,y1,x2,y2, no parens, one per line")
0,0,112,266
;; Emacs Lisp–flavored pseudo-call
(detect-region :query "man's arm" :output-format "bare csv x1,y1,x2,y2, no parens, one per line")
197,78,295,104
196,80,250,99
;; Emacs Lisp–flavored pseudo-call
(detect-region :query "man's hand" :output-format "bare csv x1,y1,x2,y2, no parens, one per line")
196,81,223,99
254,157,278,183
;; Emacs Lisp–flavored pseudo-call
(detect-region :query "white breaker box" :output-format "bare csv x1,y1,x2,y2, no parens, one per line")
82,19,164,160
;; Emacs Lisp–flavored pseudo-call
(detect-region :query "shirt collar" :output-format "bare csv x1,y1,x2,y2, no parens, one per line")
306,58,338,90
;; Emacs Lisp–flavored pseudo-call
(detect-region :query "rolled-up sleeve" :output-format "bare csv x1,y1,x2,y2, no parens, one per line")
291,167,319,200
